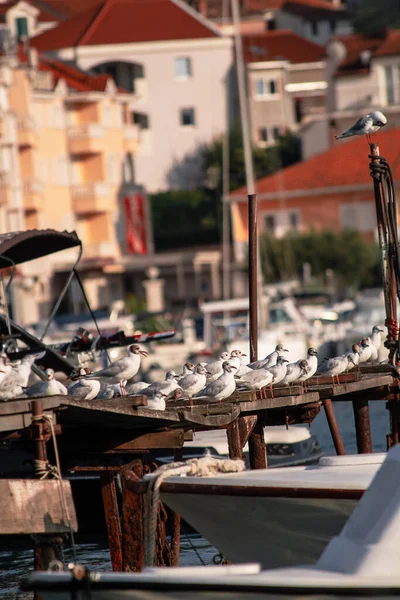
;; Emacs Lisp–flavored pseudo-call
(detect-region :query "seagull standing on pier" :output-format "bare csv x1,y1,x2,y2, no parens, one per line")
228,349,245,372
24,368,67,397
194,361,237,402
85,344,148,382
125,381,150,395
248,344,289,370
205,352,231,383
335,111,387,144
236,368,274,398
364,325,384,362
67,367,101,401
97,380,127,399
136,370,180,399
0,351,45,400
358,338,372,364
318,355,355,384
179,363,209,398
344,343,361,371
267,355,289,385
296,348,318,384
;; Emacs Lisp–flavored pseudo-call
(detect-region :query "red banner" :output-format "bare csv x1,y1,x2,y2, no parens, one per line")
124,193,148,255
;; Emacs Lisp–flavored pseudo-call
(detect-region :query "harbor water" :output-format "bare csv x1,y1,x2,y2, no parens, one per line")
0,401,390,598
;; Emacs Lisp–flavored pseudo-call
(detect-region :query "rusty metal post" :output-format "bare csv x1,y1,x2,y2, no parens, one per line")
226,420,243,459
120,460,144,572
248,193,258,363
352,399,373,454
323,399,346,455
100,471,123,571
248,418,267,469
170,448,182,567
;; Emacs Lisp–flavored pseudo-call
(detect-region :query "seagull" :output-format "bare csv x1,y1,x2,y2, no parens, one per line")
147,392,167,411
97,380,127,399
236,368,274,399
177,362,195,382
318,354,355,384
85,344,148,382
371,325,384,350
248,344,289,370
24,368,67,397
267,355,289,386
282,359,310,386
296,348,318,384
228,349,245,372
0,351,45,401
358,338,372,364
67,367,101,400
136,370,180,399
205,352,230,383
335,111,387,144
194,361,237,402
344,343,361,371
179,363,208,399
125,381,150,395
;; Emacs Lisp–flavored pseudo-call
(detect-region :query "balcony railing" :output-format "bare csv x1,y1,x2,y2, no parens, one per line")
71,181,112,214
68,124,105,139
22,177,44,211
17,116,38,147
67,124,105,154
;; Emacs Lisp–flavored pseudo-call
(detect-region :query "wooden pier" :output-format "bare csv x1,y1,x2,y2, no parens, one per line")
0,364,398,571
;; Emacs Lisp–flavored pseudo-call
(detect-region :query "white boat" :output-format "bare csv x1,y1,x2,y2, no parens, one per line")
160,453,385,568
155,425,324,468
21,446,400,599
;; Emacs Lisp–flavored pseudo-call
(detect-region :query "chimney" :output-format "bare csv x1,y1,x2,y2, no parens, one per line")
198,0,208,16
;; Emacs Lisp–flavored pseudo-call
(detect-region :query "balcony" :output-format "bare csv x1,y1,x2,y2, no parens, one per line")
71,182,112,214
17,117,38,148
67,124,105,155
123,124,140,151
84,241,115,260
23,178,44,211
0,171,12,205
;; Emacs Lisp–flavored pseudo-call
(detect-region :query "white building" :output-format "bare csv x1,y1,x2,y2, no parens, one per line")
31,0,233,192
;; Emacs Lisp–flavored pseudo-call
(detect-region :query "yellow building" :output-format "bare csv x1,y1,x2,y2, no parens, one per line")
0,48,140,325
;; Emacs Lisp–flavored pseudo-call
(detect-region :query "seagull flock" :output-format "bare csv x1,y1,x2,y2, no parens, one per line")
0,326,384,409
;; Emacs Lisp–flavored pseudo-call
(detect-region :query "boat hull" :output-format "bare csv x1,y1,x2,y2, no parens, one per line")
161,493,356,568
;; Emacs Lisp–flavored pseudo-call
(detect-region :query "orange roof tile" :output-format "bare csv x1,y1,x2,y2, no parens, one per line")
243,30,323,64
333,30,400,78
32,0,219,51
230,128,400,198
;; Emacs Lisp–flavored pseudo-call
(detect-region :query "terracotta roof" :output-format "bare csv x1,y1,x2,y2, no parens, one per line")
185,0,346,19
333,30,400,78
32,0,219,51
230,128,400,198
281,0,348,17
243,30,324,64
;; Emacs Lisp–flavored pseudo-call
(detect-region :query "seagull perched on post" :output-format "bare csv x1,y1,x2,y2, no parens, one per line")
335,111,387,144
85,344,148,382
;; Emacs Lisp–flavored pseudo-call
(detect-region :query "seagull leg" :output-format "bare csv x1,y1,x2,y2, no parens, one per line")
270,382,274,398
189,396,193,406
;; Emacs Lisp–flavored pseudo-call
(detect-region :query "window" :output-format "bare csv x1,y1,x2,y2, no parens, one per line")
264,214,276,233
133,112,149,129
310,21,318,36
103,104,112,127
255,78,278,99
16,17,29,40
175,57,192,79
385,66,395,105
272,126,281,140
329,20,336,34
180,107,195,127
259,127,268,143
289,212,299,229
265,18,276,30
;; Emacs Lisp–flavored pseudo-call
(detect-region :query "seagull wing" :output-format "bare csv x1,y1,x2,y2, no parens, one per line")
88,357,128,379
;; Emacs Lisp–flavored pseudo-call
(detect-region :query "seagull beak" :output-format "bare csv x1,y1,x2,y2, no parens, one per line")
140,350,148,357
378,328,384,332
231,365,238,370
241,353,247,357
283,359,289,363
206,371,212,375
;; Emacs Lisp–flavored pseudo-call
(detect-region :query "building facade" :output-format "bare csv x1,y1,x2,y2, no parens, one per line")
31,0,233,193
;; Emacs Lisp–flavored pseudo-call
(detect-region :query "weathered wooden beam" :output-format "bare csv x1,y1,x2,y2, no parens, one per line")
121,460,144,572
226,420,243,460
0,479,77,534
170,447,183,567
353,399,373,454
248,418,267,469
100,472,123,571
323,399,345,455
238,415,257,448
59,429,187,454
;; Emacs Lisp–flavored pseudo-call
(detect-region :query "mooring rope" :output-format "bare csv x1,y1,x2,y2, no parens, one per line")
143,455,245,567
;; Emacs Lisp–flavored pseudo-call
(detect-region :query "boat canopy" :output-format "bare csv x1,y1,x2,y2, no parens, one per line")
0,229,81,268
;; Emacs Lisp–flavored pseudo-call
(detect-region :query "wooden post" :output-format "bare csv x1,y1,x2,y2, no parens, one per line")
248,418,267,469
121,460,144,572
353,399,373,454
100,471,123,571
170,448,183,566
226,420,243,459
323,399,346,455
248,193,258,364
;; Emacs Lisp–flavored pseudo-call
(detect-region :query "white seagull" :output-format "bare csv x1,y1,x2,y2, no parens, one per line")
344,343,361,371
67,367,101,401
205,352,230,383
179,363,208,399
236,368,274,399
282,359,309,386
365,325,384,362
358,338,372,364
146,392,167,411
85,344,148,382
0,351,45,401
228,349,245,372
335,111,387,144
97,380,127,399
194,361,237,402
296,348,319,385
267,356,289,386
318,354,356,384
248,344,289,370
125,381,150,395
137,370,180,399
24,368,67,398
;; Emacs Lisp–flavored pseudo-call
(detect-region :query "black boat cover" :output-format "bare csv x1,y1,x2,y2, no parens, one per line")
0,229,81,268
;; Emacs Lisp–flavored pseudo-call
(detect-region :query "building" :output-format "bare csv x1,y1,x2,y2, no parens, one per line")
302,29,400,159
228,127,400,261
0,47,140,324
30,0,233,193
243,30,326,147
187,0,353,44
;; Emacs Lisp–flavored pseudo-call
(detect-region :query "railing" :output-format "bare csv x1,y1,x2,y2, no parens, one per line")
71,182,110,196
23,178,43,195
16,116,37,132
68,124,104,139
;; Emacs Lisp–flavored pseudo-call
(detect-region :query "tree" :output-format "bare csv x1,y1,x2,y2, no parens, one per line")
260,229,381,290
353,0,400,32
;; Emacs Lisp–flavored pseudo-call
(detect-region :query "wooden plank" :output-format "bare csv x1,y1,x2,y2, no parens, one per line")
360,364,393,374
0,479,77,534
0,396,65,416
307,372,361,386
100,472,123,572
318,375,393,400
59,429,187,453
238,391,320,412
179,406,240,426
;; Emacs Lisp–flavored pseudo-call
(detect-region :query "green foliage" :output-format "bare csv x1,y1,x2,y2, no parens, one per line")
260,229,381,289
353,0,400,33
150,189,219,250
202,122,301,193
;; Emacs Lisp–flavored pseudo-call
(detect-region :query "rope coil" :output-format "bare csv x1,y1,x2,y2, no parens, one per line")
143,455,245,567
